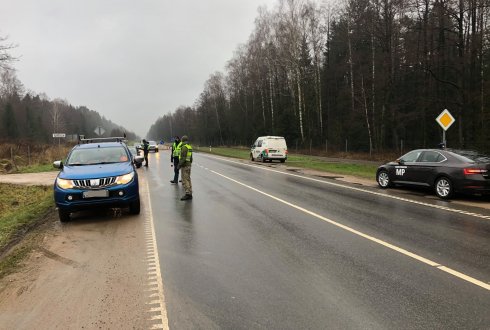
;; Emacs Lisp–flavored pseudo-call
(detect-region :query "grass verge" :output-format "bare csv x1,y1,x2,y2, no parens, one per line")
0,244,32,279
17,164,58,174
197,147,378,179
0,183,53,278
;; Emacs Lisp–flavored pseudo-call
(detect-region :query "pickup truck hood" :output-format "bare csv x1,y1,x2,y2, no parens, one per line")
59,162,133,180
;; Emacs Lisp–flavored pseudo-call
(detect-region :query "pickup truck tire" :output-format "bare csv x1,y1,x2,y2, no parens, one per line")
129,199,141,215
58,209,70,222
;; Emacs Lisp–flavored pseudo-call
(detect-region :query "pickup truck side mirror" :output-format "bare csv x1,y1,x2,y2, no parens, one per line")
134,155,144,165
53,160,63,169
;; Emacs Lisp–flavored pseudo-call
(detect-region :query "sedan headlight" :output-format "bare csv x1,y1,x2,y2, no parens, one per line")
56,178,74,190
116,171,135,185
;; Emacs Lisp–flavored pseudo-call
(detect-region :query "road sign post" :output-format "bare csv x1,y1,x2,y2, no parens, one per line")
53,133,66,147
94,126,106,136
435,109,455,148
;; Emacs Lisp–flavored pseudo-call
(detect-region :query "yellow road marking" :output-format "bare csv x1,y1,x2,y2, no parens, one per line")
145,179,170,329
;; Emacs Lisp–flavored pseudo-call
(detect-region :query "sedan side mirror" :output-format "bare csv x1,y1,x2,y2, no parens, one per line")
53,160,63,169
397,159,405,165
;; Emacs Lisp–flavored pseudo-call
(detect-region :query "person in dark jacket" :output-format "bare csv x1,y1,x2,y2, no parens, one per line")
170,136,181,183
141,139,149,166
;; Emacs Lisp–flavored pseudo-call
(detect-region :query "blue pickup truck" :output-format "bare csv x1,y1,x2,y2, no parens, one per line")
53,138,141,222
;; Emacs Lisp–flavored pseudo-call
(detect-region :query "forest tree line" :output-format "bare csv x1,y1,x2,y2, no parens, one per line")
0,36,137,143
148,0,490,153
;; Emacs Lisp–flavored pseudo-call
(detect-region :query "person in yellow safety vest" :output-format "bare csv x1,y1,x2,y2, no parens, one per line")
177,135,193,200
170,136,181,184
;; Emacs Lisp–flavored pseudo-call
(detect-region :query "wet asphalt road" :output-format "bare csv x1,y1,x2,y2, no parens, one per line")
144,150,490,329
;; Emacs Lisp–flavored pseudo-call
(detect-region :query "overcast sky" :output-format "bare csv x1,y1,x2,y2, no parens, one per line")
1,0,277,137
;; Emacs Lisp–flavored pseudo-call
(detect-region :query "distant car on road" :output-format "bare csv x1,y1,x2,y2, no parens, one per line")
148,140,159,153
376,149,490,199
251,136,288,163
53,138,140,222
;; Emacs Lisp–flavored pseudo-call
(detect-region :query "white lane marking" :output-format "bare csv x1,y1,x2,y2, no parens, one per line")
198,154,490,220
145,180,170,330
208,168,490,291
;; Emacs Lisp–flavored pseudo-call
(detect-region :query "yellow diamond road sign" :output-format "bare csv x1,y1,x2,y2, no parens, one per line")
436,109,455,131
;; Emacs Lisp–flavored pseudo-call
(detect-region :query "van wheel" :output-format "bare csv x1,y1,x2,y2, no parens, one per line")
58,209,70,222
250,153,254,161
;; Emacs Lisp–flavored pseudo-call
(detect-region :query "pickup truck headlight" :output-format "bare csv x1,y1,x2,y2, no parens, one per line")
56,178,74,190
116,171,135,185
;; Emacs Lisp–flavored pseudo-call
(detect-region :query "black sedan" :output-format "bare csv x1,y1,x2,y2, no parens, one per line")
376,149,490,199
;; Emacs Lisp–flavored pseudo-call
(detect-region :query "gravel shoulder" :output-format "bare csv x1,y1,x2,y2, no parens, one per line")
0,172,58,186
0,174,158,329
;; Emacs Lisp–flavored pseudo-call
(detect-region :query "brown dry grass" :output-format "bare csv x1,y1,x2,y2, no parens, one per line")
0,143,72,173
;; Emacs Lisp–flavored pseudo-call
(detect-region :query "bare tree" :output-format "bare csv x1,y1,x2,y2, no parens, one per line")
0,35,17,70
0,69,24,99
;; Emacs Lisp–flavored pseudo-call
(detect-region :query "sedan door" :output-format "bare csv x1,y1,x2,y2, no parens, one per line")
392,150,423,185
410,151,447,186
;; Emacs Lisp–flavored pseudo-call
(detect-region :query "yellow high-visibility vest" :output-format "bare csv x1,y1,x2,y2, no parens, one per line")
179,143,192,162
173,142,182,157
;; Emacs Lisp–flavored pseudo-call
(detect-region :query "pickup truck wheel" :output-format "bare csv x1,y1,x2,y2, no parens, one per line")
58,209,70,222
129,199,141,215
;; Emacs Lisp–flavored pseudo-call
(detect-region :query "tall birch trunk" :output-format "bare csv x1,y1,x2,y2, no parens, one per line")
296,68,305,141
362,75,373,156
269,67,275,133
347,20,355,115
260,87,266,128
371,21,376,151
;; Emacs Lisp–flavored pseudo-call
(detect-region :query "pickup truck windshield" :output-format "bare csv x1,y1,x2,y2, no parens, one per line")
67,146,129,165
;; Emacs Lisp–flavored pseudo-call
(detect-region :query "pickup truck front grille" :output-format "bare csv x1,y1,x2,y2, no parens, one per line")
73,177,117,188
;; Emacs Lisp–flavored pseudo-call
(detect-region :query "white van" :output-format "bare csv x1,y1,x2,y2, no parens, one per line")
250,136,288,163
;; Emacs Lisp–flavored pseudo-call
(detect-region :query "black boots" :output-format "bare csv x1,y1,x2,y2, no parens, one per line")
180,194,193,200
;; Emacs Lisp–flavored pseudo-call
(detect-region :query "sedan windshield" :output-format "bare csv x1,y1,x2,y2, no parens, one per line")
66,146,129,165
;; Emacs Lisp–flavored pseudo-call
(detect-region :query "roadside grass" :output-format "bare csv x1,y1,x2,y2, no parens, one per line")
17,163,58,173
0,183,53,252
0,244,32,278
197,147,378,179
197,146,249,159
287,156,377,179
0,143,71,174
0,183,53,278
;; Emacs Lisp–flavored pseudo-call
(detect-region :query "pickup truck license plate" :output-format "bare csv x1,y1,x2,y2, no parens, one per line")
83,190,109,198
